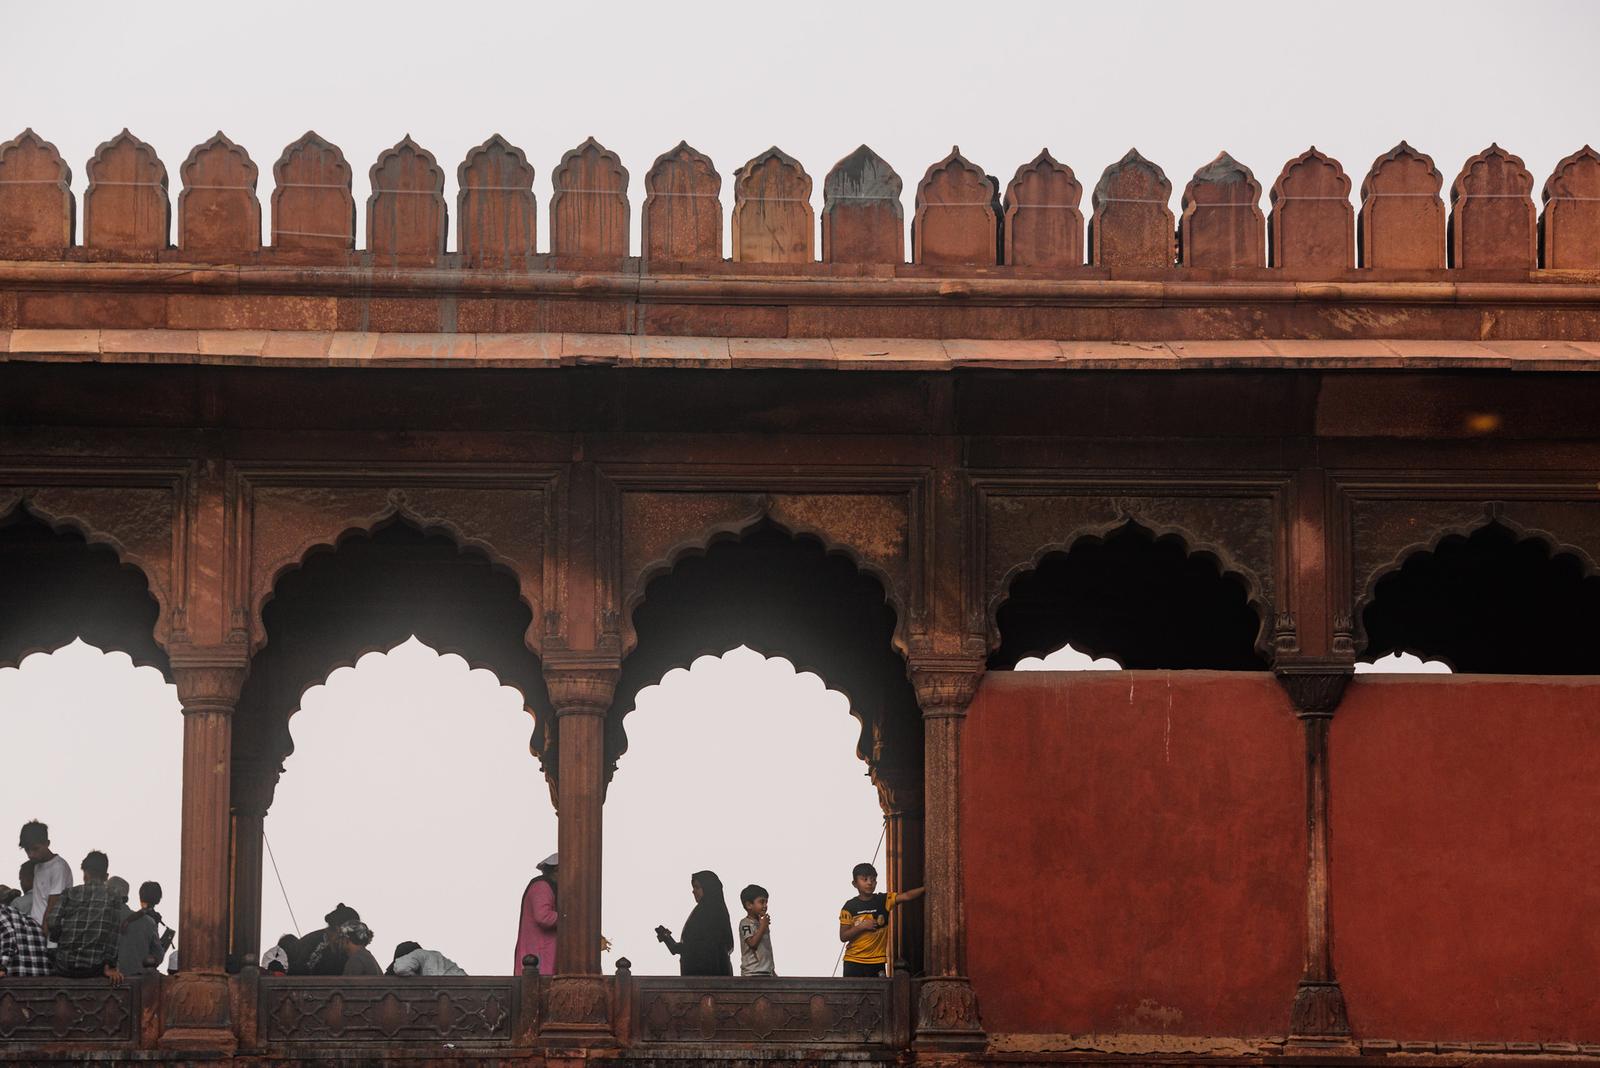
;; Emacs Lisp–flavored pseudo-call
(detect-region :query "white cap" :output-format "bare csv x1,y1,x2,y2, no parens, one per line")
538,852,559,869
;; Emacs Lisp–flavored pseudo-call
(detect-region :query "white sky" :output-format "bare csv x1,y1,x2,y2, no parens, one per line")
0,0,1547,976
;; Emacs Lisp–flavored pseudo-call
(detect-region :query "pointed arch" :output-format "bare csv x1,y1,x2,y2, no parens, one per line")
0,503,167,673
989,519,1269,670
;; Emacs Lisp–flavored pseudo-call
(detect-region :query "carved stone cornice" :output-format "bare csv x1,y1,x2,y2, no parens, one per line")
1273,656,1355,719
169,646,250,713
909,657,985,720
543,654,622,718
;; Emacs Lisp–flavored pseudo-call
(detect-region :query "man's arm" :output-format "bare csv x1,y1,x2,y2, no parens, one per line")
41,893,63,939
838,914,876,943
893,886,925,904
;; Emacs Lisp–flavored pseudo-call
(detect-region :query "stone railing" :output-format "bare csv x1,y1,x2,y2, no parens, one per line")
1,128,1597,272
0,974,162,1053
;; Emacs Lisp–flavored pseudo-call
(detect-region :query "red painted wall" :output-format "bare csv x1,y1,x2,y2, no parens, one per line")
963,671,1304,1038
1333,676,1600,1042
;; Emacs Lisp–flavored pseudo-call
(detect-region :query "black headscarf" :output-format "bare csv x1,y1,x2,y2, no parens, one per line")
677,870,733,976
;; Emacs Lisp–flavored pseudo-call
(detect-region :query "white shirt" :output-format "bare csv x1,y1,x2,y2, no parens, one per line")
30,854,72,932
391,948,467,976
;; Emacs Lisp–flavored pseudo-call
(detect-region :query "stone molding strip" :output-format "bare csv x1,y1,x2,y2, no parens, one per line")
4,329,1599,371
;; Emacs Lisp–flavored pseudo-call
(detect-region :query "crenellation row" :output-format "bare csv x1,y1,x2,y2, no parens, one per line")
1,128,1597,271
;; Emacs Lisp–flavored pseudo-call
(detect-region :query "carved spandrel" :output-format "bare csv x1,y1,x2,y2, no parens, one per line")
21,484,178,634
981,490,1278,645
244,482,549,649
1346,496,1600,643
260,979,513,1042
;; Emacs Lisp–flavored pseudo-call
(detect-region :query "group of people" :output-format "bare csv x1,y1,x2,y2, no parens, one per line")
5,829,920,984
0,820,171,981
516,852,922,979
259,903,466,977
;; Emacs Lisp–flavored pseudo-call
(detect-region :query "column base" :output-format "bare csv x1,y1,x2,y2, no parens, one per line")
158,971,236,1053
913,976,986,1050
539,975,618,1047
1289,978,1353,1046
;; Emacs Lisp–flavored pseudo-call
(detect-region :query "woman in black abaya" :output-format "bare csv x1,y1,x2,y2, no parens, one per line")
654,869,734,976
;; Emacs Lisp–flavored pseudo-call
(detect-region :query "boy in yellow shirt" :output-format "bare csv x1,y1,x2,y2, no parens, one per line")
838,862,924,977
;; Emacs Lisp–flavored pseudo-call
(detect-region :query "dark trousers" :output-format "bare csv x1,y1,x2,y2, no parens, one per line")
842,960,885,978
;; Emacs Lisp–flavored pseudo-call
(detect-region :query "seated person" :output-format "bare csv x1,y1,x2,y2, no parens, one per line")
388,940,467,976
0,898,50,977
336,922,382,976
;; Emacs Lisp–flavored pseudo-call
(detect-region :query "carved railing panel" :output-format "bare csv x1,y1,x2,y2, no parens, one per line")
258,977,515,1044
633,977,898,1047
0,979,138,1044
973,479,1287,654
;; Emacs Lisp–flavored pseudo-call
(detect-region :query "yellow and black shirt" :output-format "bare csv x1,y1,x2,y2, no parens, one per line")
839,891,897,965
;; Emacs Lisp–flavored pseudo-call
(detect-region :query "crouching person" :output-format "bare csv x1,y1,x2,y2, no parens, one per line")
388,940,467,976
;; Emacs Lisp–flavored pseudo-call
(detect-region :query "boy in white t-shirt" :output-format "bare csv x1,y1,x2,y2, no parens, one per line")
18,821,72,942
737,884,775,976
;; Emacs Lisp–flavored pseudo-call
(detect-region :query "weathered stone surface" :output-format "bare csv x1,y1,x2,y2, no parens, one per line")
0,128,73,249
642,141,721,263
1359,142,1445,269
1002,149,1082,268
913,147,999,266
550,137,629,260
1541,145,1600,269
1450,144,1536,269
456,134,536,267
1181,151,1264,268
1089,149,1174,269
823,144,903,264
270,132,354,254
1269,147,1352,271
84,129,169,251
366,136,446,265
732,146,813,264
178,132,260,257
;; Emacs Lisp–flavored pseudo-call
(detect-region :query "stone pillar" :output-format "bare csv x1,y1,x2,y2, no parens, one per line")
228,760,277,966
1275,658,1355,1047
908,658,985,1048
162,647,248,1053
875,764,925,976
541,654,620,1043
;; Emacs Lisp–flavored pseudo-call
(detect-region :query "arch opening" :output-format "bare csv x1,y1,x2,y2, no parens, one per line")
0,507,167,674
1361,521,1600,674
990,520,1267,671
605,521,916,976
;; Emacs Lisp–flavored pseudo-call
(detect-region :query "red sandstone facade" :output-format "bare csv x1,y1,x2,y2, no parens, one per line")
1,129,1598,1065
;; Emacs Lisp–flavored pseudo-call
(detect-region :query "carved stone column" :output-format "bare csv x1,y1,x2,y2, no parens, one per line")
908,657,985,1048
1275,657,1356,1047
228,760,277,966
875,762,925,976
162,647,249,1053
541,654,620,1043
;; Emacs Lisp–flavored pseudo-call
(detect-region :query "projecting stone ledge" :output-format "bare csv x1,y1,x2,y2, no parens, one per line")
3,328,1600,371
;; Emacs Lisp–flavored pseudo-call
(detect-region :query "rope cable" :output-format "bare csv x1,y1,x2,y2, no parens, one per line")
263,827,302,938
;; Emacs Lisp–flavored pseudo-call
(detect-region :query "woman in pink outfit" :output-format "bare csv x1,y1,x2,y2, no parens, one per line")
514,853,558,975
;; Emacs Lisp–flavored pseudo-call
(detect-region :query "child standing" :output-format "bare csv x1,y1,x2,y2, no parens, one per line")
838,862,923,978
738,884,775,976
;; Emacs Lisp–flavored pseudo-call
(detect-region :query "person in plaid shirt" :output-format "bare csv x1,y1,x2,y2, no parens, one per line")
51,850,122,980
0,900,51,977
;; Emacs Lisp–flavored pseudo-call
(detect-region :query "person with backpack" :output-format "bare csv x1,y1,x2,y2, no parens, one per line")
115,881,171,978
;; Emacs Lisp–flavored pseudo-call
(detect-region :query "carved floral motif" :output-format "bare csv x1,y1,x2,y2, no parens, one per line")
0,983,135,1042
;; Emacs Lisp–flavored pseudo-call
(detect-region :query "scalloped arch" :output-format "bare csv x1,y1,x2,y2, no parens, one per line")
987,514,1273,662
1353,509,1599,654
620,504,910,661
250,500,544,657
0,500,169,672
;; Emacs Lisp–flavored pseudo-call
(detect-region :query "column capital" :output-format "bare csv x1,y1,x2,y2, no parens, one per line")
543,654,622,718
1273,656,1355,719
909,657,985,719
169,645,250,712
